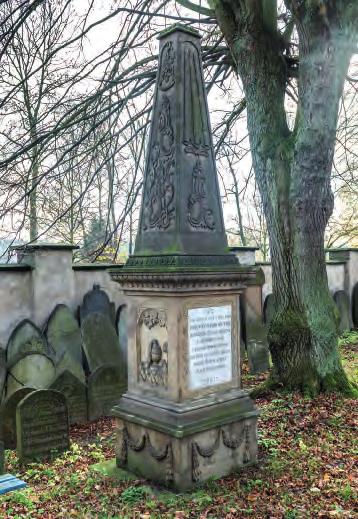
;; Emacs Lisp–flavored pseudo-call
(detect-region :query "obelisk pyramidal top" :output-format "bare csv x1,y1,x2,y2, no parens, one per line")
129,25,237,269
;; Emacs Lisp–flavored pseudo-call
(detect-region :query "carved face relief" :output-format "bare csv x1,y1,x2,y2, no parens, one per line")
137,309,168,388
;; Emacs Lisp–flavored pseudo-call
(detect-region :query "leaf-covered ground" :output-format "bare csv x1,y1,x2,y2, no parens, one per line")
1,337,357,518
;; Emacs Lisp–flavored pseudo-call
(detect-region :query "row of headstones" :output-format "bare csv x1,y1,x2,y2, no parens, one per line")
0,285,128,455
263,289,355,333
1,365,125,449
1,284,127,400
245,287,357,377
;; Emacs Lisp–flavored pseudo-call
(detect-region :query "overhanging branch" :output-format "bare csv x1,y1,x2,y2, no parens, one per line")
175,0,215,17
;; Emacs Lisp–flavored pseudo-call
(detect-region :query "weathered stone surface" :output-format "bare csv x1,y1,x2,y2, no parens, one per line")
263,294,275,325
117,305,128,390
88,365,125,421
0,441,4,475
45,304,84,382
80,284,115,325
115,392,258,491
6,354,55,397
246,338,270,375
333,290,351,333
50,370,87,424
81,313,123,373
352,282,358,328
0,348,5,403
131,25,236,268
243,286,269,374
1,387,35,449
16,389,69,463
6,320,49,368
110,25,259,491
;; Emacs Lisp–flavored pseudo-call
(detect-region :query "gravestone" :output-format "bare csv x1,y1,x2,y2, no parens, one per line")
6,320,49,367
81,313,123,373
88,365,125,421
1,387,35,449
246,337,270,374
333,290,350,333
80,284,115,325
352,282,358,328
6,354,55,397
116,305,128,389
16,389,69,463
263,294,275,325
50,370,87,424
243,291,270,374
0,441,4,475
0,348,5,402
110,25,259,490
45,304,85,382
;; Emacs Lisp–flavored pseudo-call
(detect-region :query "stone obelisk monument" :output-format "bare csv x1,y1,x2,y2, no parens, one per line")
110,24,259,491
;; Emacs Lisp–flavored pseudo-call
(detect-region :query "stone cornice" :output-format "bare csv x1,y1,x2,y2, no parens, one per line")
109,269,259,292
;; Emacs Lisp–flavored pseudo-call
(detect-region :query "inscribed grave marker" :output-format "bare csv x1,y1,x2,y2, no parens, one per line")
188,305,232,390
16,389,69,463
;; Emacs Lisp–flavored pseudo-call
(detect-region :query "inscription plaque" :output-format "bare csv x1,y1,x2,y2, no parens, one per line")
188,305,232,390
16,389,69,463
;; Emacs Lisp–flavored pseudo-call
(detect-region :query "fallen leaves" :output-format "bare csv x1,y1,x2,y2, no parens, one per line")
0,346,357,518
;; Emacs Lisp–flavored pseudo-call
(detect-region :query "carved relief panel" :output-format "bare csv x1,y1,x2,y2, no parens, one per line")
137,309,168,388
141,40,176,233
182,41,215,232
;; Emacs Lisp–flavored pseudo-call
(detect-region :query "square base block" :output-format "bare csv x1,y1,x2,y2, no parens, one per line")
114,391,258,491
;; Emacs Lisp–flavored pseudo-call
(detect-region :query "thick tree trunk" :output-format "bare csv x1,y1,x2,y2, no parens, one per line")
210,0,355,394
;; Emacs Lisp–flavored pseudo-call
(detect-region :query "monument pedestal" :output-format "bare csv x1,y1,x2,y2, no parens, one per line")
111,270,259,490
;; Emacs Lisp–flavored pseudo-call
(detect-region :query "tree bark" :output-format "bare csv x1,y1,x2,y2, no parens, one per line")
210,0,355,394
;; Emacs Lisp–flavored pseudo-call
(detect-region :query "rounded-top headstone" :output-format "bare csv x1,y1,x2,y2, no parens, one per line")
6,354,55,398
45,304,82,363
45,304,84,382
16,389,69,463
263,294,275,325
6,319,49,368
50,370,87,425
333,290,350,333
0,387,35,449
79,284,115,325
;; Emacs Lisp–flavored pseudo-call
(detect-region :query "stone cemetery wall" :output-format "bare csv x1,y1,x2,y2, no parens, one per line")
0,243,125,346
250,249,358,332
